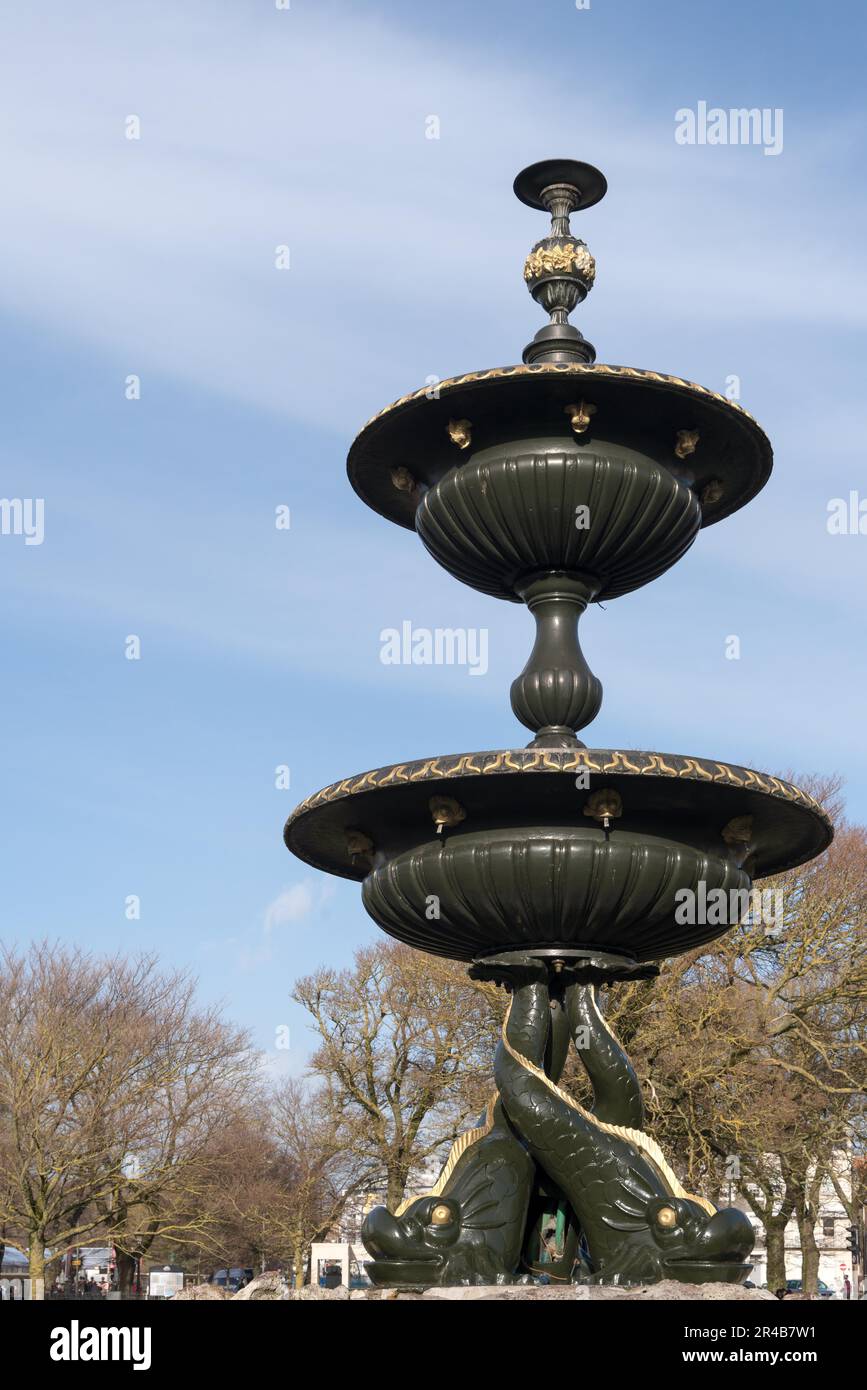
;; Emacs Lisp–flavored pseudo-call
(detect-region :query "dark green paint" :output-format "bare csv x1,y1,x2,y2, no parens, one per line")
362,959,754,1286
288,159,831,1287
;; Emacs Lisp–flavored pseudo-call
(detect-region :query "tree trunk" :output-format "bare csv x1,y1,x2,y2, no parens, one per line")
798,1213,820,1295
294,1242,306,1288
765,1221,789,1292
386,1164,409,1213
115,1248,136,1297
747,1183,795,1293
29,1237,46,1301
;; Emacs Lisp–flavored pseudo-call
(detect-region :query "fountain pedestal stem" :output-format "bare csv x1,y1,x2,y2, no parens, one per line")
510,572,602,747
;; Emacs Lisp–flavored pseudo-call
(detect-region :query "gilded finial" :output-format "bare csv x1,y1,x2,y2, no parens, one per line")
514,158,606,366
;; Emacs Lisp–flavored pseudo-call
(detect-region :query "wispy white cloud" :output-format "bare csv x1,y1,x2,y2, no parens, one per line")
258,1046,305,1084
3,2,865,443
235,878,331,972
263,881,315,936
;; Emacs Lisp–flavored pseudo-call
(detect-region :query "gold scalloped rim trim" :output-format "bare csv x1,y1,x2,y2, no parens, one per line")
354,364,762,438
286,748,828,826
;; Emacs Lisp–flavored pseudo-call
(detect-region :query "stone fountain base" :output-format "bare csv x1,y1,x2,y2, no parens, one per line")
181,1274,776,1302
349,1281,776,1302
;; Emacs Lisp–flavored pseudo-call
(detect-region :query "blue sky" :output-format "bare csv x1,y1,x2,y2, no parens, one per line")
2,0,865,1076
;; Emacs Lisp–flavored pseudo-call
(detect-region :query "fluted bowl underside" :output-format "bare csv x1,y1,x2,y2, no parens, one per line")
416,443,701,601
362,827,751,962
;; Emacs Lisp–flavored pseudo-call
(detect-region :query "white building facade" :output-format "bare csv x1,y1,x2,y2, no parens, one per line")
743,1152,860,1298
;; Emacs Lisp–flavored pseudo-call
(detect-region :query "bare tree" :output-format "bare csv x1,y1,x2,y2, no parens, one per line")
0,943,257,1298
94,983,258,1295
212,1080,372,1286
293,942,499,1210
604,782,867,1291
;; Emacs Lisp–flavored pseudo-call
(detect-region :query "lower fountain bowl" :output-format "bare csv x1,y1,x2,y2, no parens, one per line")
284,748,832,964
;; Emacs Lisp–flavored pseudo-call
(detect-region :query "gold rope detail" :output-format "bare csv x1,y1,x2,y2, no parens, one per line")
354,363,763,434
287,747,827,825
393,1092,498,1217
502,999,716,1218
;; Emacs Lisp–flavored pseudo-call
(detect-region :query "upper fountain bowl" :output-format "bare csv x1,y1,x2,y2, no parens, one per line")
347,364,772,600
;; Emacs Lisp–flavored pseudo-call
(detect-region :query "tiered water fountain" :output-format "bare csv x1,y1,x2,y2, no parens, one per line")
285,161,831,1287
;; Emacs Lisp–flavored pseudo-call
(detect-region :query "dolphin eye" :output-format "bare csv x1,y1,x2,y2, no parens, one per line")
430,1203,453,1226
656,1205,678,1229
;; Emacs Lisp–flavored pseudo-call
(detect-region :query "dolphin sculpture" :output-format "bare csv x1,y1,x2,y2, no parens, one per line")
363,954,754,1286
486,954,755,1285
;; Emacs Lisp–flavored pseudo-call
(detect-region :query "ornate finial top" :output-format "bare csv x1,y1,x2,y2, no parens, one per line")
514,159,607,366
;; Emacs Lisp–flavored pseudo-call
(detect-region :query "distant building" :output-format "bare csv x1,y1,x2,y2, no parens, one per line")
336,1160,443,1246
0,1246,29,1301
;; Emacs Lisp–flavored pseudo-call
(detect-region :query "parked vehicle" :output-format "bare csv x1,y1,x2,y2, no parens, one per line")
209,1267,253,1292
318,1262,342,1289
785,1278,835,1298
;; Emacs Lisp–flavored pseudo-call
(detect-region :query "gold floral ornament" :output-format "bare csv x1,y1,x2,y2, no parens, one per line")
523,242,596,285
564,400,597,435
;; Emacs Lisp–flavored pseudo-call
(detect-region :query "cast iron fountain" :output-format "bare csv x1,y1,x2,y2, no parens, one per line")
285,160,832,1287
